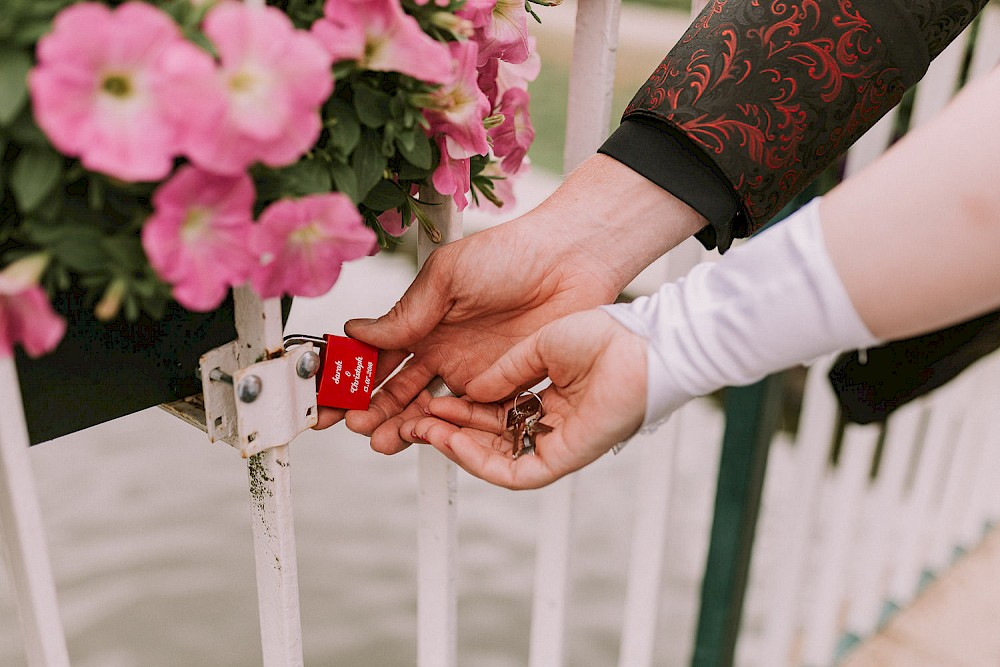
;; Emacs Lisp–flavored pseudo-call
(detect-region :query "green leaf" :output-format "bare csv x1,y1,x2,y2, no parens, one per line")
363,179,406,212
325,97,361,155
275,159,332,197
329,159,359,203
353,83,392,128
352,129,388,202
397,131,432,169
10,144,62,212
50,226,107,272
0,49,32,126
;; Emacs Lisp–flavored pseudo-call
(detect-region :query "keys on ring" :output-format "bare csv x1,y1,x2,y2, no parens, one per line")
505,391,553,459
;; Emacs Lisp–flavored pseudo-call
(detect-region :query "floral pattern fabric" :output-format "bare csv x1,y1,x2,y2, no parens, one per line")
624,0,988,234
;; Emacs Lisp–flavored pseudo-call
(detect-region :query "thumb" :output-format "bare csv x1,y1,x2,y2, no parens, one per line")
466,329,549,403
345,269,451,350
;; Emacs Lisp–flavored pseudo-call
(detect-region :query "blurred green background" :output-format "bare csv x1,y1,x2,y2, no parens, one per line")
525,3,690,174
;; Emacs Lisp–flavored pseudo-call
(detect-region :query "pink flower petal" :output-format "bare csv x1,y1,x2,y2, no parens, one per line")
142,166,258,311
313,0,452,84
0,286,66,359
251,193,376,299
29,2,185,181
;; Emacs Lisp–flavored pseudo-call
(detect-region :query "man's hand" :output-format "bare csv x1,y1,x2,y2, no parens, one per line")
313,155,706,454
402,310,648,489
320,217,622,453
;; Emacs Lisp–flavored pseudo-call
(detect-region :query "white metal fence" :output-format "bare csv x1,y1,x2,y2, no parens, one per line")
2,1,1000,666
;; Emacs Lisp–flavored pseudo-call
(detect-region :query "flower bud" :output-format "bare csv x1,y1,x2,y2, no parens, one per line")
430,12,474,39
95,279,127,321
0,253,50,294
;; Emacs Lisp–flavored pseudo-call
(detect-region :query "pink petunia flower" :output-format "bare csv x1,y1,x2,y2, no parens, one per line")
0,286,67,359
424,41,491,160
476,157,521,213
472,0,530,66
496,37,541,92
29,2,186,181
251,194,376,299
377,207,411,237
142,165,258,312
431,137,470,212
490,87,534,174
312,0,452,85
0,256,65,358
161,3,334,176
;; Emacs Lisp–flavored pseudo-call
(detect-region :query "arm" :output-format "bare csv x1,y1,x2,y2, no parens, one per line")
604,0,989,251
410,65,1000,488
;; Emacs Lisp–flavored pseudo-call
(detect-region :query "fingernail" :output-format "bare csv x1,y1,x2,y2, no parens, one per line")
350,317,377,327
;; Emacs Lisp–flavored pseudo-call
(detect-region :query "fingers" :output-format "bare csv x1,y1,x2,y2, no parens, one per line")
345,357,436,436
368,398,432,455
465,331,548,403
313,406,346,430
345,255,452,351
410,416,559,490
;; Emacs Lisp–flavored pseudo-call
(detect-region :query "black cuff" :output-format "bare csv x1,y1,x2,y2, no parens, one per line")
598,116,746,253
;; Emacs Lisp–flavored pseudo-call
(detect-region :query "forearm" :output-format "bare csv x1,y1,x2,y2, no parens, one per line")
614,0,988,249
823,65,1000,340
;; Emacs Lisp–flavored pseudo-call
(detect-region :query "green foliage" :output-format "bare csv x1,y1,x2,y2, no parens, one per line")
1,0,525,323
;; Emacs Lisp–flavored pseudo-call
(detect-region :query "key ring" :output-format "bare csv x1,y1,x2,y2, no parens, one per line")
512,389,543,415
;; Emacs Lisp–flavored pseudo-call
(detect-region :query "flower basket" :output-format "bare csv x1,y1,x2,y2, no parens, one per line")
1,0,543,441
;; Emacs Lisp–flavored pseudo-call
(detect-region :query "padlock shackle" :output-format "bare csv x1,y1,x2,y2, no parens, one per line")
282,334,327,351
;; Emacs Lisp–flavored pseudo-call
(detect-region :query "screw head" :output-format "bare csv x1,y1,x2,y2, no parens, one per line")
237,374,262,403
296,350,321,379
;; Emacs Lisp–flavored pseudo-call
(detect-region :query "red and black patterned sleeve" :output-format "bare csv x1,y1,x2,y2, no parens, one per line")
599,0,989,252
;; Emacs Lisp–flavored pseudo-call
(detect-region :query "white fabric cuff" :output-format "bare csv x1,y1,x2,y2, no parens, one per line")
601,198,880,431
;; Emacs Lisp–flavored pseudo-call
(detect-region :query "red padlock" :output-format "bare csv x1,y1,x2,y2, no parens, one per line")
284,334,379,410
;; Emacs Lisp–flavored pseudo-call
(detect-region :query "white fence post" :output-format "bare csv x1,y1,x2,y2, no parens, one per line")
416,187,462,667
232,288,305,667
528,0,622,664
0,358,71,667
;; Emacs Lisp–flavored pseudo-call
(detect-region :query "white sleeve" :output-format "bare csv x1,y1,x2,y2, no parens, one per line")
601,198,880,431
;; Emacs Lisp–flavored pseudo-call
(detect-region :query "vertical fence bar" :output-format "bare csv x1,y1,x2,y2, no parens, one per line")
0,358,71,667
690,374,783,667
528,0,621,664
755,359,840,666
886,384,963,608
416,187,461,667
233,288,304,667
799,424,879,666
842,403,922,643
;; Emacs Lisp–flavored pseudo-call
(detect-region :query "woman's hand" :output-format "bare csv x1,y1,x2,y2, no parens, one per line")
401,310,648,489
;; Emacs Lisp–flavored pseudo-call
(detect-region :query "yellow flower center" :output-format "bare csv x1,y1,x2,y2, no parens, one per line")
181,207,212,244
101,73,133,99
228,70,258,94
289,222,326,245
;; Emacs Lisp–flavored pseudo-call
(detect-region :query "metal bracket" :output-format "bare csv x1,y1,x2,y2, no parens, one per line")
199,341,319,458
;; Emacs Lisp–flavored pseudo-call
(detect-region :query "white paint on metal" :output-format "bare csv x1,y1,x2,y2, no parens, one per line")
617,410,683,667
843,403,922,639
756,359,840,666
527,0,624,663
529,476,576,667
417,446,458,667
887,382,964,606
0,357,71,667
968,5,1000,81
908,29,970,130
563,0,622,172
232,287,304,667
800,424,879,667
416,186,461,667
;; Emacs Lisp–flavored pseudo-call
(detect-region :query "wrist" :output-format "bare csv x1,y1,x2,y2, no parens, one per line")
521,154,707,294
